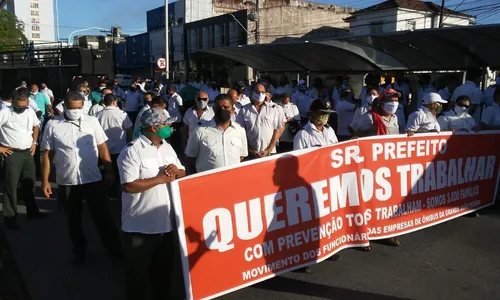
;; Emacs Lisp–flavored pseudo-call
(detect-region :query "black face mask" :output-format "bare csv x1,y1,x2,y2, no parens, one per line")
214,109,231,124
13,106,29,113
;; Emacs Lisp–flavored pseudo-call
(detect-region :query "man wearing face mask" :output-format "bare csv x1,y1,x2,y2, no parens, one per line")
40,83,54,105
0,88,44,230
185,94,247,174
293,98,338,150
353,88,402,249
451,69,483,124
41,91,123,265
112,79,126,100
236,83,285,159
406,93,447,136
118,108,185,300
183,91,214,149
55,84,92,116
134,92,158,131
351,88,378,134
89,87,113,117
438,95,477,132
29,83,53,124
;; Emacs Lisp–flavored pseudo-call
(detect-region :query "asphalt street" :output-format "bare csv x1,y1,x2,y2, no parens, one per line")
2,183,500,300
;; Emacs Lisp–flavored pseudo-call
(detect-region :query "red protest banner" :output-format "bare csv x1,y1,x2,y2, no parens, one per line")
171,132,500,300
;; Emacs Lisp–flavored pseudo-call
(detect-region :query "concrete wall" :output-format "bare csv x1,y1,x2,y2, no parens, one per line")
258,4,354,44
185,0,213,23
349,8,474,36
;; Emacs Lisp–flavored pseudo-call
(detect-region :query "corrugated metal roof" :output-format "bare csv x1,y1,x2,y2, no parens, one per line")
197,24,500,73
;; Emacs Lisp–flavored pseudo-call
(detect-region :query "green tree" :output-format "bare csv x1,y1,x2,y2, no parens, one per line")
0,10,28,51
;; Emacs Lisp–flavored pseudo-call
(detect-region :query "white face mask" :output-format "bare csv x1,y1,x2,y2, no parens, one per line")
65,108,83,121
252,92,266,103
366,94,378,106
383,102,399,115
196,100,208,109
454,106,468,116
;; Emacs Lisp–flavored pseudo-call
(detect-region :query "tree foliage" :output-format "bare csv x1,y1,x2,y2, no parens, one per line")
0,10,28,51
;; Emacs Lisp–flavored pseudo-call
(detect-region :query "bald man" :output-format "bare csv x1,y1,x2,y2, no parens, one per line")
183,91,215,148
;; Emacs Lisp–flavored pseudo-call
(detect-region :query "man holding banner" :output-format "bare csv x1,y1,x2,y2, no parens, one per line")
118,108,186,300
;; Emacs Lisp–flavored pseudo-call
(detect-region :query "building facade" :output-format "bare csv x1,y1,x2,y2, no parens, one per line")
6,0,56,43
345,0,474,36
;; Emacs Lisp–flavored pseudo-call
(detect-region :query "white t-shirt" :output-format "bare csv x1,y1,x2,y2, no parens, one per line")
0,106,40,149
335,100,356,137
405,107,441,133
293,121,338,150
437,109,476,131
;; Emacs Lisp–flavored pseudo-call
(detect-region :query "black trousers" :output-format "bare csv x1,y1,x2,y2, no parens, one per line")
171,122,184,156
109,154,121,200
278,142,294,153
58,181,122,257
124,231,176,300
2,149,39,218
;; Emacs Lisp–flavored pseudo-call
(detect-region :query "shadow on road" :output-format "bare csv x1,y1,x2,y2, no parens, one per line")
254,276,412,300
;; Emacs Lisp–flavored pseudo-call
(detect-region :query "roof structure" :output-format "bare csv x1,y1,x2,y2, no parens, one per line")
196,24,500,73
346,0,473,19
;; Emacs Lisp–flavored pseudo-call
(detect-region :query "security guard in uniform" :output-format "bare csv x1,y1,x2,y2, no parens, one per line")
118,108,186,300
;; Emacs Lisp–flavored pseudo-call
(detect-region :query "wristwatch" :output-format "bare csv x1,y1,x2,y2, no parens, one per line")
32,142,38,145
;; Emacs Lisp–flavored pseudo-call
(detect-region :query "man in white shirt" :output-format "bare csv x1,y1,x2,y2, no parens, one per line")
0,88,43,230
294,98,338,150
417,74,438,110
236,83,285,159
124,84,143,123
96,94,134,200
134,92,157,131
481,75,500,108
406,93,447,136
41,91,123,265
278,93,300,152
335,86,357,141
118,108,185,300
183,91,214,148
438,95,478,132
351,87,378,133
292,82,314,122
451,69,483,124
480,87,500,130
40,83,54,105
89,87,113,117
186,94,248,173
55,84,92,116
165,84,184,154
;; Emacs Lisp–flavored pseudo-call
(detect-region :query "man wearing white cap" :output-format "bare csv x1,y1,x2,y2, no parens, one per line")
406,92,447,136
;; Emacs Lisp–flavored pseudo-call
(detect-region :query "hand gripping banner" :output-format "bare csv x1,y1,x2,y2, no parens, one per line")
171,132,500,300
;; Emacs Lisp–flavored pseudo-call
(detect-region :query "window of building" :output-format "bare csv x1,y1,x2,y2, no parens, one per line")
32,33,40,39
31,18,39,24
370,22,384,34
406,20,416,31
30,10,39,16
32,25,40,31
30,2,39,8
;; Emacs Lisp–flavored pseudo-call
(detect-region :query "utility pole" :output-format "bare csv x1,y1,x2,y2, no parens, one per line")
255,0,260,44
439,0,445,28
111,26,120,76
165,0,169,80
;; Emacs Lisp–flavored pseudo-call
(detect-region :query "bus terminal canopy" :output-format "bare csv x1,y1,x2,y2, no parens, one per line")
197,24,500,73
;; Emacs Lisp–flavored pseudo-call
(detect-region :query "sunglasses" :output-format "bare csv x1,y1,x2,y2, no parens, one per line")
456,103,470,109
197,98,208,101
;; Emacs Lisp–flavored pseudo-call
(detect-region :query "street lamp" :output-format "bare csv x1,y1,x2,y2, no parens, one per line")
67,27,109,46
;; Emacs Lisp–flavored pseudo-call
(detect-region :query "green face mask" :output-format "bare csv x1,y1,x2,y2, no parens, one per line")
312,114,329,125
143,125,172,139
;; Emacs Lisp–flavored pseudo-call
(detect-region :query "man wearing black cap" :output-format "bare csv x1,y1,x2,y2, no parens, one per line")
293,98,339,150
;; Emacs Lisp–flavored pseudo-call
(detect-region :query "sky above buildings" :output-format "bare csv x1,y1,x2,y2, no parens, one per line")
55,0,499,40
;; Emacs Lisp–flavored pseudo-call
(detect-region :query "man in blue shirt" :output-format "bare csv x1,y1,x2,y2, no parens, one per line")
29,83,53,125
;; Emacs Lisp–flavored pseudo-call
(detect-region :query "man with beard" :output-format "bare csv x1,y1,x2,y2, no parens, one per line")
185,94,247,173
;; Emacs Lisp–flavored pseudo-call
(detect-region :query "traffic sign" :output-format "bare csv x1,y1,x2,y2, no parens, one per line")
157,58,166,69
